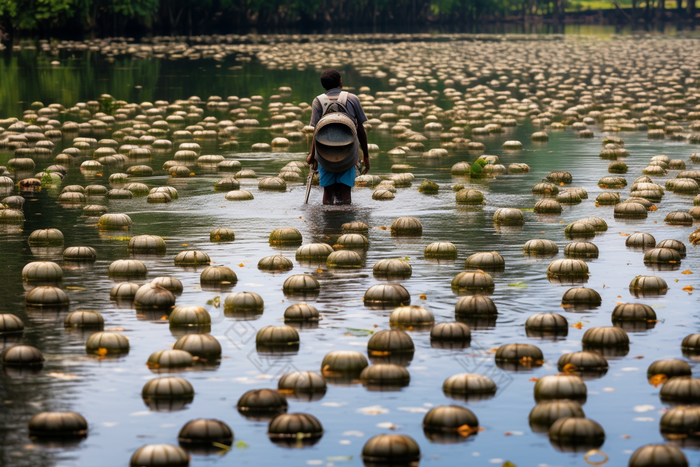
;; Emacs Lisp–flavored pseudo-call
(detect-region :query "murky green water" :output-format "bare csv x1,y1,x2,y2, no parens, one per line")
1,35,700,467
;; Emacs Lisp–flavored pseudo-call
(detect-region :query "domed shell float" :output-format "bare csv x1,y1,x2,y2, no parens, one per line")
390,217,422,236
86,332,129,356
361,434,420,466
373,259,412,279
364,284,411,307
546,259,589,281
424,242,457,259
494,343,544,371
627,444,688,467
464,251,504,271
557,351,609,379
451,270,495,294
534,374,587,403
582,327,630,357
296,243,334,261
269,228,302,246
493,208,524,226
283,275,320,295
278,371,327,401
177,418,233,450
525,313,568,339
267,413,323,447
129,444,190,467
28,411,88,438
548,417,605,452
359,363,411,390
389,306,434,331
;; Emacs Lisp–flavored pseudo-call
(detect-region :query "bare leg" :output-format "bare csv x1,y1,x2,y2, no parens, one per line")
323,186,335,205
337,184,352,205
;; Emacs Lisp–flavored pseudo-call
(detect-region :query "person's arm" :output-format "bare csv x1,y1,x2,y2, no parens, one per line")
357,123,370,175
307,98,321,166
306,138,316,167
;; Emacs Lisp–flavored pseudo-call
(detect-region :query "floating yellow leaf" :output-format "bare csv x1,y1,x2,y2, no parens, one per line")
682,270,693,274
317,269,323,273
649,205,658,211
419,294,427,300
572,322,583,329
528,377,539,382
239,263,244,267
66,286,86,290
519,356,533,366
649,374,668,387
95,348,108,357
619,232,630,236
683,286,694,292
457,424,479,437
321,365,338,377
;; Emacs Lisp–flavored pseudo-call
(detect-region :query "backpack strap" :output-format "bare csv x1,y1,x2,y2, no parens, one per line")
316,93,334,115
317,91,350,117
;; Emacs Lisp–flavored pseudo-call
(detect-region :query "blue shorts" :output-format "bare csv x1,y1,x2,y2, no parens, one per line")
319,165,356,188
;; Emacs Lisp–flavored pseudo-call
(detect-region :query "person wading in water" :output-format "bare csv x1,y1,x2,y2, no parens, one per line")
306,69,370,205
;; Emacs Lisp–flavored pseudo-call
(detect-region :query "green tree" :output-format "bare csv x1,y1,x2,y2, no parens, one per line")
0,0,73,34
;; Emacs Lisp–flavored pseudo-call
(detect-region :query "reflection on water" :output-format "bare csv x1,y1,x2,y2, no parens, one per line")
1,36,700,467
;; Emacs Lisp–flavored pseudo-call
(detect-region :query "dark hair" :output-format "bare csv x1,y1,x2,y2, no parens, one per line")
320,69,342,90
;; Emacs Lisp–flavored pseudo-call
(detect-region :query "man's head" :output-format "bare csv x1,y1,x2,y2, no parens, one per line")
320,69,342,90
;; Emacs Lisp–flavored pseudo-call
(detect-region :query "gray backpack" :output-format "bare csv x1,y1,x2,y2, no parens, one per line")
313,91,359,173
316,91,352,122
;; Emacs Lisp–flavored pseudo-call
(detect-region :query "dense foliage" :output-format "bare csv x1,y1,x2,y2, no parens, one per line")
0,0,695,37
